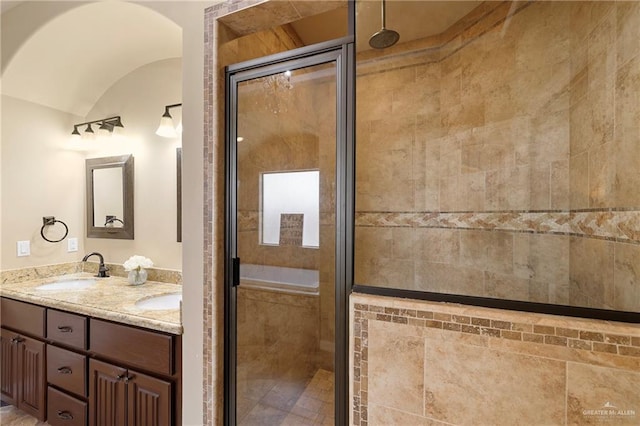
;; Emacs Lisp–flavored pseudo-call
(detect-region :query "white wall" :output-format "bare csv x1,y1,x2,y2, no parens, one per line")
1,60,183,271
83,58,182,270
0,95,84,270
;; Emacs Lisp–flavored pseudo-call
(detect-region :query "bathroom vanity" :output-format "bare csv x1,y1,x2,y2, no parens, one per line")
0,274,182,426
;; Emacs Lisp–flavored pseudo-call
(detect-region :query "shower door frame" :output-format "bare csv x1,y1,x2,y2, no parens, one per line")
224,37,355,426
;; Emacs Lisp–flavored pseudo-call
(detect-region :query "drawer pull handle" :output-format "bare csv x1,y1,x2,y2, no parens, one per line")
57,410,74,420
57,326,73,333
57,366,72,374
10,336,24,344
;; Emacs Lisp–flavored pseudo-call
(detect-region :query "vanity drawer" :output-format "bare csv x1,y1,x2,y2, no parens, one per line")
0,297,45,338
90,319,174,376
47,386,87,426
47,345,87,397
47,310,87,350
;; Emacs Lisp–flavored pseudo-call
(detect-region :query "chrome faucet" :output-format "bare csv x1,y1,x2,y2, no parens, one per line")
82,252,109,277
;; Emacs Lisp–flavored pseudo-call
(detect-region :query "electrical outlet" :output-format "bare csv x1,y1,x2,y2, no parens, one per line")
67,237,78,252
17,240,30,257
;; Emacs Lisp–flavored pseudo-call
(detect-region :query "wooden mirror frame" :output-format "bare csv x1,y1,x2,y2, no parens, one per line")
86,154,134,239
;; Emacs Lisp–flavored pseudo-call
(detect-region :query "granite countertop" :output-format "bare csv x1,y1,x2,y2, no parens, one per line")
0,272,182,335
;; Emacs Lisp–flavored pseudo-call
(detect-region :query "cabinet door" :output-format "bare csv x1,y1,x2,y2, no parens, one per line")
89,359,127,426
127,370,171,426
16,335,46,421
0,328,18,405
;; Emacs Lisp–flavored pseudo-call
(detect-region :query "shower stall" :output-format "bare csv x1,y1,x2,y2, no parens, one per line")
222,0,640,424
225,42,353,425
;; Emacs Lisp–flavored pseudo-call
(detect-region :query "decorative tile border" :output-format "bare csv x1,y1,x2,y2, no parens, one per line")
352,308,369,426
204,5,218,425
352,300,640,426
356,209,640,244
238,211,258,231
239,211,335,232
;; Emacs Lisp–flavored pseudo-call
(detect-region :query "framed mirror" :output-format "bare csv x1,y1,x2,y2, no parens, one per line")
86,154,134,239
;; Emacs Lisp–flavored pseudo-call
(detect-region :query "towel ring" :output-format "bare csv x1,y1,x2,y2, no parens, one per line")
104,216,125,227
40,216,69,243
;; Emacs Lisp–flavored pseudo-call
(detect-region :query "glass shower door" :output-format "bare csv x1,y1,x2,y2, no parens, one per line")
227,52,343,425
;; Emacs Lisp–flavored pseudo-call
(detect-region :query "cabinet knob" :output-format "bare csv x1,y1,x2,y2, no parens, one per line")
57,366,72,374
57,410,74,420
57,326,73,333
10,336,24,344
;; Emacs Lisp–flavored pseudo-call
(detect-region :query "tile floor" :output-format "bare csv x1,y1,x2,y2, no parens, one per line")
0,405,48,426
239,368,335,426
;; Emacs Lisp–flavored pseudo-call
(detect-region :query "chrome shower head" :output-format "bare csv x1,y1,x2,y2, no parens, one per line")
369,28,400,49
369,0,399,49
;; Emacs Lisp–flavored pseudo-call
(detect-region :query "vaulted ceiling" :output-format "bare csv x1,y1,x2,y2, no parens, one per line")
1,1,181,117
1,0,480,117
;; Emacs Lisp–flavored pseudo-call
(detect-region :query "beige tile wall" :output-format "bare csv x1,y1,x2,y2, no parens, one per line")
206,1,640,425
237,286,320,421
352,294,640,426
235,62,338,365
236,72,320,269
355,1,640,312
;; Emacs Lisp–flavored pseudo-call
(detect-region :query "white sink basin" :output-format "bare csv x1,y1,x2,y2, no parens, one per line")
35,279,97,291
135,293,182,310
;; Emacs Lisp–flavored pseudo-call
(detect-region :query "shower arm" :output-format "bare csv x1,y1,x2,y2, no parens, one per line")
381,0,387,29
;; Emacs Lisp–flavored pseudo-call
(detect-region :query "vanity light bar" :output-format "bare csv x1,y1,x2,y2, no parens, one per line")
71,116,124,137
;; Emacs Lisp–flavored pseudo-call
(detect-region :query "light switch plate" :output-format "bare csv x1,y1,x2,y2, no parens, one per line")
67,237,78,252
17,240,30,257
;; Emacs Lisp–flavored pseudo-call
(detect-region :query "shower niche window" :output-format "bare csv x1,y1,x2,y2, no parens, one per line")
261,170,320,247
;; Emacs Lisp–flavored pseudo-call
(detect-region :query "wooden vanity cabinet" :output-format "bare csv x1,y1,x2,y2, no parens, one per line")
89,359,171,426
0,296,181,425
88,319,179,426
0,298,47,421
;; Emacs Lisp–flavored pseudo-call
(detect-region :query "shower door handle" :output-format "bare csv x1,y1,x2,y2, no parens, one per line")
232,257,240,287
